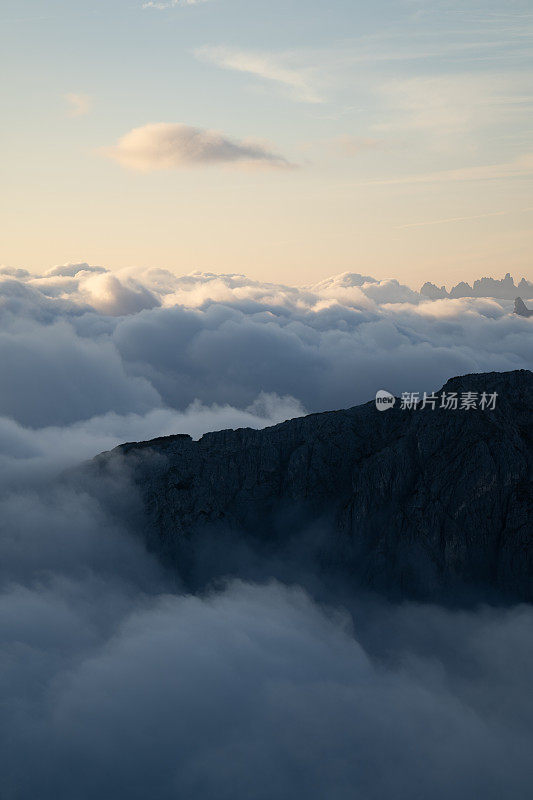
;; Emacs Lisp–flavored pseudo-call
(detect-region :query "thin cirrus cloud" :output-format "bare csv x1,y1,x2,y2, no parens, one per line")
143,0,209,8
360,153,533,186
396,207,533,230
65,93,91,117
195,46,323,104
102,123,294,171
332,135,381,157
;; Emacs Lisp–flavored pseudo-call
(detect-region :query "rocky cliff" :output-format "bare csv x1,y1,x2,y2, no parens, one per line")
515,297,533,318
92,370,533,603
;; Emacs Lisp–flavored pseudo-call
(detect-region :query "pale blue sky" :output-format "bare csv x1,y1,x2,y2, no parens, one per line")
1,0,532,285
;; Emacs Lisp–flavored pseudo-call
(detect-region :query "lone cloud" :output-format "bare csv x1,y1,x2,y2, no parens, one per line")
65,93,91,117
102,123,293,171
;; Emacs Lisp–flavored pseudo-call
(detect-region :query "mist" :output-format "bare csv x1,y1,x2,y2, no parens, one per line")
0,452,532,799
1,265,532,799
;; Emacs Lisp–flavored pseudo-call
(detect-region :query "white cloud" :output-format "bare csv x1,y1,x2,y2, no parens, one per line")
102,123,293,171
195,46,323,104
0,316,160,427
1,267,531,432
0,393,305,488
65,93,91,117
79,273,160,315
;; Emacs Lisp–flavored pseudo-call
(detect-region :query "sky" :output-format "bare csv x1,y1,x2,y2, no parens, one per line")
1,0,532,287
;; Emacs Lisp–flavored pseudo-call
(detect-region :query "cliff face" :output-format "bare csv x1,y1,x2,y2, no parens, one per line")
94,370,533,603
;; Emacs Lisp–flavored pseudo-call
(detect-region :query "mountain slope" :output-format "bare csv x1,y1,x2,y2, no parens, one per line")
515,297,533,318
92,370,533,603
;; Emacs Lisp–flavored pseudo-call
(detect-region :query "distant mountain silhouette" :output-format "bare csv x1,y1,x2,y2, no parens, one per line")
421,273,533,301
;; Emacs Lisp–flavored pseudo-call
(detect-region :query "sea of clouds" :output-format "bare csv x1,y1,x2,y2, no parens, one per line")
1,262,531,459
1,262,532,798
2,465,533,799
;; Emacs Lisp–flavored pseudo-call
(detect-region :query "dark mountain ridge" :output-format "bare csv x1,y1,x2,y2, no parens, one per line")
89,370,533,604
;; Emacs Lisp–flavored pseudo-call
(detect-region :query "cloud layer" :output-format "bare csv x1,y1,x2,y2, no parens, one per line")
103,123,292,171
2,466,533,799
0,264,531,442
1,263,532,798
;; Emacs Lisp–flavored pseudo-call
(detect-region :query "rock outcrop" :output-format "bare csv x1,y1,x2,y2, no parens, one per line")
92,370,533,604
515,297,533,318
420,281,447,300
